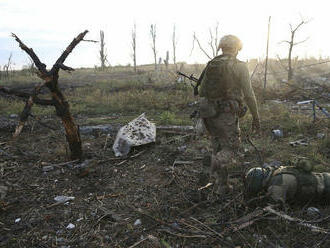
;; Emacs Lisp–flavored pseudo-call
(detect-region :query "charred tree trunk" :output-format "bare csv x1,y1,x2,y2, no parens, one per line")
172,25,177,70
11,31,89,160
150,24,157,71
99,30,107,70
131,23,137,73
288,35,294,81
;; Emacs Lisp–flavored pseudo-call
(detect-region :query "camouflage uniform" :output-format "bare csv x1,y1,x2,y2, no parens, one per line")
246,165,330,204
198,35,259,190
267,167,330,204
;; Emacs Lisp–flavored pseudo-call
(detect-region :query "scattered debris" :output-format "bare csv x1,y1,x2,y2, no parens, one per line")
307,207,321,219
9,114,18,119
271,129,283,139
113,113,156,157
134,219,142,226
15,218,21,223
198,182,213,191
317,133,326,139
54,196,75,203
42,165,54,172
66,223,75,229
289,139,308,147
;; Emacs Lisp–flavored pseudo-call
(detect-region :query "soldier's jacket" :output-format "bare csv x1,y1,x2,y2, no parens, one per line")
265,166,330,204
198,54,258,119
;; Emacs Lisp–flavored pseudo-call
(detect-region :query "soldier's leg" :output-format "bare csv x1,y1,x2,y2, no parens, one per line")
212,112,240,191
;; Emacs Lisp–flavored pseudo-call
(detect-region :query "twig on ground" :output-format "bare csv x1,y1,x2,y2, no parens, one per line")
158,228,207,238
127,237,148,248
190,217,224,239
218,192,243,213
264,206,330,234
180,200,210,216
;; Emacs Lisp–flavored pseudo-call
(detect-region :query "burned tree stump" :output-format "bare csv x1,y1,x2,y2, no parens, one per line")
9,31,90,159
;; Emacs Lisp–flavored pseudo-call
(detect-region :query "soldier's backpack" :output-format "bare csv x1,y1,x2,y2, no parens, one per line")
199,55,238,99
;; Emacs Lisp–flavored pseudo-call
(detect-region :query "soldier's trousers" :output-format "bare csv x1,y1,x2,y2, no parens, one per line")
203,111,240,185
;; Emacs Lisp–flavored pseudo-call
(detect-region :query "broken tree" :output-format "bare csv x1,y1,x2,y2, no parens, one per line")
8,31,90,159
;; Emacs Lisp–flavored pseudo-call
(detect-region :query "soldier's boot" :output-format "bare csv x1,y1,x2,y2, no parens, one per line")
211,155,232,195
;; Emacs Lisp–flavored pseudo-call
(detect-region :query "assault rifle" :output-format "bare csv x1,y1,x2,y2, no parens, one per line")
176,71,200,96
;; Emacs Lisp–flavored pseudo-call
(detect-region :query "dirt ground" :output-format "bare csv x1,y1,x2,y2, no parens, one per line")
1,112,330,248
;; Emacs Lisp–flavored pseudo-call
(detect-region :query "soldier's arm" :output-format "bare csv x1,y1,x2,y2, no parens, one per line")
236,63,259,120
267,174,297,205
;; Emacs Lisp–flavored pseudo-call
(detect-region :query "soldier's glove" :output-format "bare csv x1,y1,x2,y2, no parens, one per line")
252,117,261,133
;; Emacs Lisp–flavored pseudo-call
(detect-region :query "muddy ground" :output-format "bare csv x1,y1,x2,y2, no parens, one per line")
1,112,330,248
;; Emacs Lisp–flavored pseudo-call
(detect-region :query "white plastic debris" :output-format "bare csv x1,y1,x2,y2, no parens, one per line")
307,207,321,218
134,219,142,226
42,165,54,172
9,114,18,119
15,218,21,223
54,196,75,203
66,223,75,229
297,100,314,105
113,113,156,157
289,139,308,147
271,129,283,138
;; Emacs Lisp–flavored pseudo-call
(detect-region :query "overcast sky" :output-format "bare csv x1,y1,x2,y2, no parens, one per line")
0,0,329,69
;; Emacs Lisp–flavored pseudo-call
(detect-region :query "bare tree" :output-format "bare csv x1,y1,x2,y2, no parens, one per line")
150,24,157,70
99,30,108,70
164,51,169,70
27,57,36,76
172,25,177,69
131,23,137,73
191,22,220,59
3,53,13,79
264,16,271,89
282,18,310,81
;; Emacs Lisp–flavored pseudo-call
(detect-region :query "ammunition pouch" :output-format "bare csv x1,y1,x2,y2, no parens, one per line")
199,98,217,118
199,98,246,119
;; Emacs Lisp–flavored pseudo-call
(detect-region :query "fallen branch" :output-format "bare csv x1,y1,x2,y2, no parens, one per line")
264,206,330,234
158,229,207,239
13,83,46,138
0,86,55,106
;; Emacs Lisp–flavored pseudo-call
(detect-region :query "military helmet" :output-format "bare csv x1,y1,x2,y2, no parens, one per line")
244,167,267,195
218,35,243,51
296,158,314,172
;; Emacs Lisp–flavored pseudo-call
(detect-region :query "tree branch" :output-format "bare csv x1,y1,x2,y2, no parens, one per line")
11,33,48,76
193,33,212,59
293,37,309,46
51,30,88,74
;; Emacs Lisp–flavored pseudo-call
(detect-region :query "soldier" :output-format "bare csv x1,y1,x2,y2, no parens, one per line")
198,35,260,193
245,160,330,204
